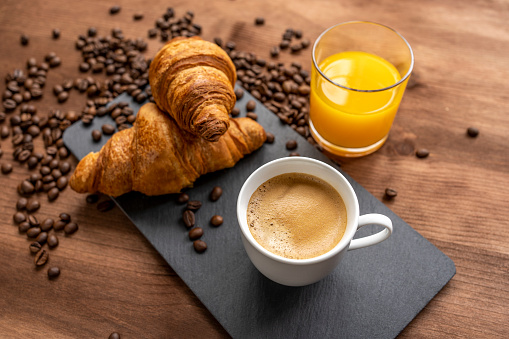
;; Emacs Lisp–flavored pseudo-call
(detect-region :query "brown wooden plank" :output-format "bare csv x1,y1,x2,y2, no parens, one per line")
0,0,508,337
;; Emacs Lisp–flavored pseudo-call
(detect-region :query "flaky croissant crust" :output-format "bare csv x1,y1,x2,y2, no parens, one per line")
69,103,266,197
149,36,237,142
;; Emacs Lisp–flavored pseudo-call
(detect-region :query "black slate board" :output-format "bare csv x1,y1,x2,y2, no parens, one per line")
63,87,455,339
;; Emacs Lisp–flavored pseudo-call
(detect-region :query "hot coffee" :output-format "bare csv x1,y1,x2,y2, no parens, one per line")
247,172,347,259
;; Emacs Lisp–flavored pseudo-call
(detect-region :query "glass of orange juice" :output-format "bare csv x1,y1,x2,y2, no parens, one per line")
310,21,414,157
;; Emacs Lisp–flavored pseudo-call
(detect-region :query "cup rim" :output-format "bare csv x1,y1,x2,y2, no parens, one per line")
312,20,414,93
237,157,359,265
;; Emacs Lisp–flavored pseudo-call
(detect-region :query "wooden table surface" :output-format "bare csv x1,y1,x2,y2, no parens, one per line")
1,0,508,337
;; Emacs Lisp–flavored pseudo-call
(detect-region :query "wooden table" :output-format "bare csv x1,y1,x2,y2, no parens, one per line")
1,0,508,337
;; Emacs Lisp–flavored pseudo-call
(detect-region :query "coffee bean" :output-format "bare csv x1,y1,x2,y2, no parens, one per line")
54,220,67,231
235,88,244,100
177,192,190,204
246,100,256,112
48,187,60,201
193,240,207,253
27,156,39,169
265,132,275,144
29,241,42,253
51,169,62,180
286,139,298,150
210,215,223,227
57,91,68,103
36,232,48,244
34,249,49,266
246,112,258,120
182,209,196,228
186,200,202,211
415,149,430,158
20,34,29,46
64,222,78,235
47,266,60,278
59,161,71,174
384,188,398,199
230,107,240,117
189,227,203,240
28,214,39,227
19,222,31,233
97,199,115,212
86,193,99,204
27,227,41,238
102,124,115,135
109,332,121,339
270,46,280,57
2,162,12,174
26,200,41,213
59,213,71,222
56,176,68,190
255,17,265,25
52,28,60,39
87,27,97,37
47,234,59,248
91,130,102,141
109,5,121,14
17,197,28,210
1,126,9,139
209,186,223,202
133,13,144,20
41,218,54,231
467,127,479,138
13,212,26,224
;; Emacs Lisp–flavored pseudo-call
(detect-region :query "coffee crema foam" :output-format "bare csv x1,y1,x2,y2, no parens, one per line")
247,173,347,259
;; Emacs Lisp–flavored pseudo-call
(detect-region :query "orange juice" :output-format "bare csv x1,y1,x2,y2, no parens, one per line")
310,51,407,152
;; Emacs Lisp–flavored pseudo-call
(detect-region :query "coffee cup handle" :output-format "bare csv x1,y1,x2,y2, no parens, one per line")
348,214,393,250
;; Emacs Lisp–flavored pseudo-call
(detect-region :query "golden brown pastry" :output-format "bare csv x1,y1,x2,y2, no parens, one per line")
69,103,266,197
149,36,237,142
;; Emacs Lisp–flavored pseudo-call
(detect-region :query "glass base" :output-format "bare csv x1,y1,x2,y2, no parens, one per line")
309,121,388,158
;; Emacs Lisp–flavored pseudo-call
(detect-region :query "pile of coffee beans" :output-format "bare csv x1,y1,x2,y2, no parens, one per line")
147,8,202,42
270,28,311,57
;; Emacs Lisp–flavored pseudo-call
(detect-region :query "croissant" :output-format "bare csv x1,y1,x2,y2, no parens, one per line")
69,103,266,197
149,36,237,142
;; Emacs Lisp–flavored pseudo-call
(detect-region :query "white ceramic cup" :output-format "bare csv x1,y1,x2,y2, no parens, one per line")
237,157,393,286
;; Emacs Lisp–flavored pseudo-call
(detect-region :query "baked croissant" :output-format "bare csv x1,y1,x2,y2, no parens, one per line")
149,36,237,142
69,103,266,197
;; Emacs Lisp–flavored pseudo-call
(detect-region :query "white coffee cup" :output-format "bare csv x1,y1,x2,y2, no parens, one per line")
237,157,393,286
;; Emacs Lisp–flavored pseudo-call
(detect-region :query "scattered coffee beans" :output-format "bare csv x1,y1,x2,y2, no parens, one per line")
189,227,203,240
34,249,49,266
177,192,190,204
13,212,26,224
182,210,196,228
1,163,13,174
20,34,29,46
19,222,31,233
385,188,398,199
64,222,78,235
255,17,265,25
97,199,115,212
193,240,207,253
186,200,202,211
467,127,479,138
52,29,60,39
416,149,430,158
109,5,121,14
265,132,275,144
286,139,297,150
210,215,223,227
47,234,59,248
86,194,100,204
47,266,60,278
209,186,223,202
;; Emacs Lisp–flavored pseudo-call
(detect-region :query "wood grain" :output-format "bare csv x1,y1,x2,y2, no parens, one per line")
0,0,508,338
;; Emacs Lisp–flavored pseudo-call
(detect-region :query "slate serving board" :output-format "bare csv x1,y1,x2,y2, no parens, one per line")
63,87,455,339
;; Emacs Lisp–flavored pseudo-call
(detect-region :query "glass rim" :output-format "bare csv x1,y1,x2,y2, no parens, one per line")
312,21,414,93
